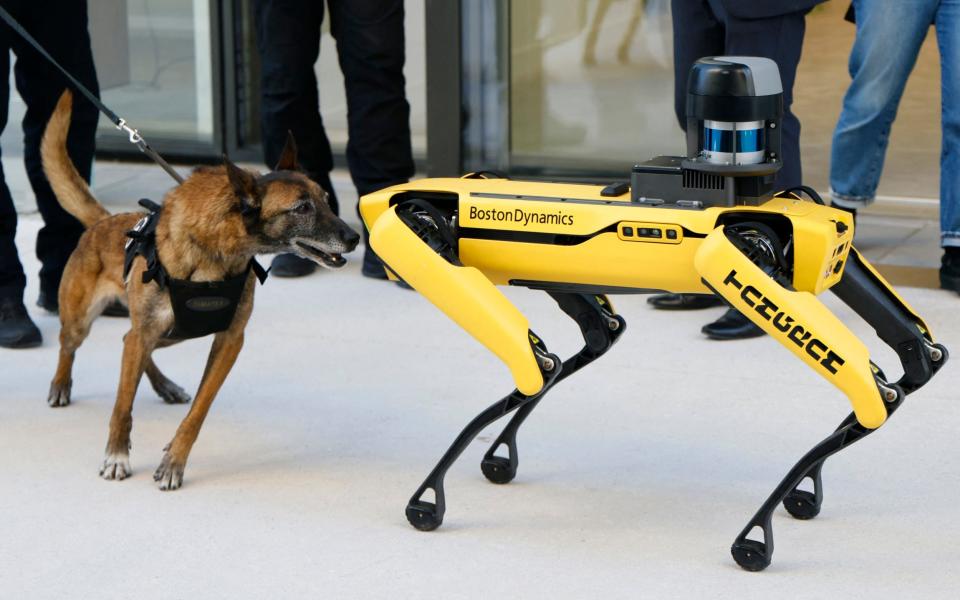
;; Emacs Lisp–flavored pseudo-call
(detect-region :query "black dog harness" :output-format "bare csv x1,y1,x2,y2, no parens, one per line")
124,199,268,340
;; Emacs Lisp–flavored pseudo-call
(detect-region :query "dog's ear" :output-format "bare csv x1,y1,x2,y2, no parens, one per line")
224,155,259,217
273,131,300,172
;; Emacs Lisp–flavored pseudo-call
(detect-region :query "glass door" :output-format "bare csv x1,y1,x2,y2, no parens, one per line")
90,0,220,156
508,0,680,176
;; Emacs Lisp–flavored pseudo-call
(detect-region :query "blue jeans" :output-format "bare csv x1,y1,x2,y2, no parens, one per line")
830,0,960,247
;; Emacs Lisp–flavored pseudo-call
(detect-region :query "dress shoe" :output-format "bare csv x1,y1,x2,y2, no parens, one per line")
701,308,765,341
0,297,42,348
270,253,317,278
361,263,388,279
101,299,130,318
361,247,389,280
37,289,58,313
940,247,960,293
647,293,725,310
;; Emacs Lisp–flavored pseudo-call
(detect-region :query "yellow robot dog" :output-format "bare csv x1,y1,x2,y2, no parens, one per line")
360,57,947,571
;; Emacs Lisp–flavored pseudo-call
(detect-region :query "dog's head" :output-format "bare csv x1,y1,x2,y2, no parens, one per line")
225,133,360,268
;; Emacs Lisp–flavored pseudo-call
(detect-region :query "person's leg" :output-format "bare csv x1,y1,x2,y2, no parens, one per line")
254,0,336,277
691,2,811,340
253,0,337,210
0,16,41,348
11,0,99,308
829,0,937,211
0,28,26,303
717,4,806,189
329,0,415,277
671,0,724,131
648,0,727,310
936,0,960,291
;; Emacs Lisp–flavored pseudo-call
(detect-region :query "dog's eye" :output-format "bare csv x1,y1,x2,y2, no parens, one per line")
292,202,314,214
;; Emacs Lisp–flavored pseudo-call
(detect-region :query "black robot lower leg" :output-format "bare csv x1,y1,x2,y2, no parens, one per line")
731,253,948,571
730,401,899,572
405,292,625,531
480,292,626,484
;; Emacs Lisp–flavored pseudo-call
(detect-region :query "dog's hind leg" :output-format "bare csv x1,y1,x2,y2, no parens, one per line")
145,355,191,404
48,275,112,407
154,328,245,491
100,328,152,481
49,322,86,408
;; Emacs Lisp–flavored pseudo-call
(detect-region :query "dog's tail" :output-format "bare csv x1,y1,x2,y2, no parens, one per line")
41,90,110,228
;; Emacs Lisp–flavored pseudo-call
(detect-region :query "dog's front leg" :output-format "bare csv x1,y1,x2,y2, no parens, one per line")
101,329,152,481
154,329,245,491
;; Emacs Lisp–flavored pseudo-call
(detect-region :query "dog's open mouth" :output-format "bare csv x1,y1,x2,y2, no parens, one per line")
292,238,346,268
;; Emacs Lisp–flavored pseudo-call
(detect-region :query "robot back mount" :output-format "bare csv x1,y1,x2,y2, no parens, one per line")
632,56,785,208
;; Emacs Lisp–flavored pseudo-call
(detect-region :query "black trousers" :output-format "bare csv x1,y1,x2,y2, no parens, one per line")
254,0,415,217
0,0,99,301
671,0,807,190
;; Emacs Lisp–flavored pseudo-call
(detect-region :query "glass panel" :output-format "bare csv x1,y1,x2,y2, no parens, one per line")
462,0,510,172
90,0,215,143
509,0,681,173
504,1,940,198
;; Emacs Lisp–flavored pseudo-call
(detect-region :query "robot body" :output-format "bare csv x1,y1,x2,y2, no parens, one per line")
359,57,948,570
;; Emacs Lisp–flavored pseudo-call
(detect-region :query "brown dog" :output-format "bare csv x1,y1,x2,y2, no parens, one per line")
42,90,359,490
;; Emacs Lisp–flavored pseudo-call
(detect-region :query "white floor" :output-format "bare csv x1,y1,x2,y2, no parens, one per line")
2,214,959,599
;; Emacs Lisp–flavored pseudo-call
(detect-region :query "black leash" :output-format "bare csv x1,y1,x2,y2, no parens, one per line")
0,5,185,185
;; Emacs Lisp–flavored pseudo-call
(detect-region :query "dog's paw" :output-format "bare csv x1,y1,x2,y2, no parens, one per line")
47,381,71,408
155,380,191,405
153,452,185,491
99,452,131,480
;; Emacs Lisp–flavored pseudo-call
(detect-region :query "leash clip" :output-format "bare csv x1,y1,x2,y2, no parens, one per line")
116,118,145,149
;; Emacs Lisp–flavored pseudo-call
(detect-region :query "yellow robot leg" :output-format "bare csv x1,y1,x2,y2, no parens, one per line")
369,205,628,532
694,225,948,571
368,204,547,395
694,226,889,429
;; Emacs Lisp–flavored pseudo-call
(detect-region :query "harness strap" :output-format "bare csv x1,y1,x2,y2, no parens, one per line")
250,258,269,284
124,199,167,287
0,5,184,185
124,199,268,289
123,199,269,339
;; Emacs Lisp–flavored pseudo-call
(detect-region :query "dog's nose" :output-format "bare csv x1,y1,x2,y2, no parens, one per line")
341,225,360,250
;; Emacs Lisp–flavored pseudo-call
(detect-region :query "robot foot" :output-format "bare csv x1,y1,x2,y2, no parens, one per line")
731,539,772,572
406,498,444,531
479,293,626,487
405,338,562,532
481,455,517,484
732,379,903,571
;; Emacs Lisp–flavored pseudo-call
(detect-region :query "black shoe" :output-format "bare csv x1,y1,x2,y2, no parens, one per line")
37,290,58,314
270,253,317,278
101,299,130,318
940,248,960,293
0,298,42,348
701,308,765,341
361,264,388,279
647,293,725,310
361,247,389,280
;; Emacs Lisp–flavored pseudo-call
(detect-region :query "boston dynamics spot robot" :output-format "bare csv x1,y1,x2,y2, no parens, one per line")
359,57,948,571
